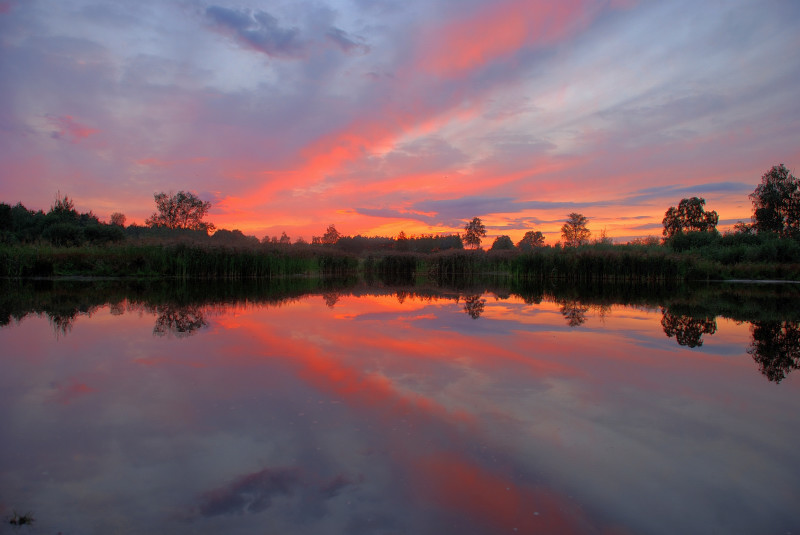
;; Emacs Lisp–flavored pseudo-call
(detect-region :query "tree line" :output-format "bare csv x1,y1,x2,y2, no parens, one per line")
1,164,797,254
461,163,799,251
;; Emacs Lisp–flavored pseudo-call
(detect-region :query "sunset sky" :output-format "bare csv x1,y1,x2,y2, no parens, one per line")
1,0,798,244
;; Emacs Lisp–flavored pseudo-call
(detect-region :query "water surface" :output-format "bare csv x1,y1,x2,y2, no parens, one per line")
1,281,798,534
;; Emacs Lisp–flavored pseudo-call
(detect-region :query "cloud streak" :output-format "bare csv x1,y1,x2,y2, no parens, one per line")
0,0,797,242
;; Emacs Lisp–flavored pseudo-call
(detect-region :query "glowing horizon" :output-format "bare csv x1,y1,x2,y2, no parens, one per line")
0,0,798,245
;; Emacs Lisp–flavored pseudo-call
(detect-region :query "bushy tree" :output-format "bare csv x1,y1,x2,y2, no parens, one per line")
749,164,800,237
463,217,486,249
145,191,215,232
662,197,718,238
561,213,590,247
110,212,126,227
489,235,514,251
47,192,78,222
322,224,340,245
517,230,545,251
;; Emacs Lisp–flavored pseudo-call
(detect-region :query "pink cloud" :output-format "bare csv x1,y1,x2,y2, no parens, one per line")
417,0,596,77
47,115,98,143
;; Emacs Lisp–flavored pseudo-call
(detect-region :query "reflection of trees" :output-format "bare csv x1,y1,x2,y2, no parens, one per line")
747,321,800,383
660,309,717,347
323,292,340,308
463,295,485,319
560,300,588,327
152,304,207,338
49,311,78,337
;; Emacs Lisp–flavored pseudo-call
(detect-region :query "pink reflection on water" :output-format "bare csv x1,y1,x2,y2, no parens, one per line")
1,292,798,534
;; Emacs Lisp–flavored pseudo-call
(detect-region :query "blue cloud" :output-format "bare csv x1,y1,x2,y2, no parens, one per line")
205,6,305,58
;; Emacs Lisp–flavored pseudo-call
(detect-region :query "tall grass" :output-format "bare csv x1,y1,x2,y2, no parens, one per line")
0,243,322,279
3,234,800,281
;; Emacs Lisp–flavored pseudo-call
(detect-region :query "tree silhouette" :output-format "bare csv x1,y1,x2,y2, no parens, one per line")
747,320,800,383
662,197,719,238
463,217,486,249
152,304,207,337
110,212,126,227
145,191,215,232
749,164,800,237
463,294,485,319
323,292,340,308
660,310,717,347
489,235,514,251
517,230,545,251
49,191,77,220
560,299,588,327
561,213,590,247
322,224,340,245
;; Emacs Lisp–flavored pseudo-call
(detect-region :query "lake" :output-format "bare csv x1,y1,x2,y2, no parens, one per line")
1,279,799,534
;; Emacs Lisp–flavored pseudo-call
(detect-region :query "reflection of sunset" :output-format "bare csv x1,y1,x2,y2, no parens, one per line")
2,288,800,533
416,453,592,534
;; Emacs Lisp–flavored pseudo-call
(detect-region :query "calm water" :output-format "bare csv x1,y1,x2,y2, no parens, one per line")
1,281,799,534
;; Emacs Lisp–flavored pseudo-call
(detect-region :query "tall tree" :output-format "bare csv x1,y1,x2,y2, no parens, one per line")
463,217,486,249
145,191,215,232
110,212,126,227
662,197,719,238
561,213,590,247
517,230,545,251
322,224,340,245
48,192,78,221
749,164,800,237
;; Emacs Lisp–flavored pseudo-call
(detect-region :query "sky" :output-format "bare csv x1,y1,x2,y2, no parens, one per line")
1,0,799,244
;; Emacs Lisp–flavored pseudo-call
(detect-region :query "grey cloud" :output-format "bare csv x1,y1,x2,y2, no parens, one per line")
382,136,468,175
326,26,368,54
205,6,305,58
630,222,665,231
198,467,301,517
353,196,613,228
625,181,752,204
193,466,358,520
411,196,612,225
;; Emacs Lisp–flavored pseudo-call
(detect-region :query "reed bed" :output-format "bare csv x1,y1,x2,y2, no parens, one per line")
2,238,800,282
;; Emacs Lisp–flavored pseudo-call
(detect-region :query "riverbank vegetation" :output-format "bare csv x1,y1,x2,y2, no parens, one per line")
2,164,799,281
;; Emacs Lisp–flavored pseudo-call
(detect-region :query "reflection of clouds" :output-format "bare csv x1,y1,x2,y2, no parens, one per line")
197,467,301,517
48,381,94,405
3,293,800,534
191,467,357,519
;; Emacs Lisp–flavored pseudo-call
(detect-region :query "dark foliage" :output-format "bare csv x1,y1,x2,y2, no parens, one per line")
749,164,800,237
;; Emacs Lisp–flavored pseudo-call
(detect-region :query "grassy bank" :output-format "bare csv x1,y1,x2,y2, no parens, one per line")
2,238,799,281
0,243,357,279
